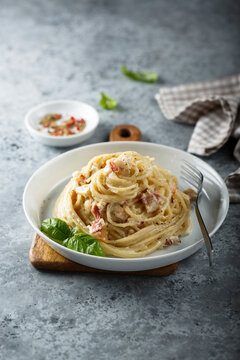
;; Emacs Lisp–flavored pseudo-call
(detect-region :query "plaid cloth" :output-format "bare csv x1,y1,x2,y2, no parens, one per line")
155,74,240,203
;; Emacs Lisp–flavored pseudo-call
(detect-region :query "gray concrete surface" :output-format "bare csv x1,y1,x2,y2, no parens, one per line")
0,0,239,359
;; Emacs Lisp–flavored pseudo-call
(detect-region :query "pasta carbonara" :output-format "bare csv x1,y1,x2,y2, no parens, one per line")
54,151,192,258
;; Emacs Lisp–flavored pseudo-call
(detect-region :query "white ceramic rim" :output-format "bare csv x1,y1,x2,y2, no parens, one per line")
23,141,229,268
24,99,99,140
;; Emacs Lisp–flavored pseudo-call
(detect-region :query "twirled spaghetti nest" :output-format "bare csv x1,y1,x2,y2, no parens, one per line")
54,151,191,258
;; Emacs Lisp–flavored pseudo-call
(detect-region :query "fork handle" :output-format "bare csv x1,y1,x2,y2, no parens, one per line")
195,205,213,266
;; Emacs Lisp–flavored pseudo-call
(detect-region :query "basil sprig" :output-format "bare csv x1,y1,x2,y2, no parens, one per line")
41,218,106,257
99,92,118,109
121,66,158,83
63,234,106,257
41,218,71,242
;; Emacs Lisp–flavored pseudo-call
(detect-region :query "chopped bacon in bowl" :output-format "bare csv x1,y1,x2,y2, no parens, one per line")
38,113,86,137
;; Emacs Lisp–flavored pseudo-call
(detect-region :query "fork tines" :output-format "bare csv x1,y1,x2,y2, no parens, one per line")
181,160,203,192
180,160,213,267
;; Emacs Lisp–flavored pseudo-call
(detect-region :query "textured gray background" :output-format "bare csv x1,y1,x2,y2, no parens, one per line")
0,0,240,359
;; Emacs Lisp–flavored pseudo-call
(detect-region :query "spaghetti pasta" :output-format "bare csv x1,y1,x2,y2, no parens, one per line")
53,151,192,258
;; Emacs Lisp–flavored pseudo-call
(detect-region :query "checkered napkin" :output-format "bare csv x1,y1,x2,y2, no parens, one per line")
155,74,240,203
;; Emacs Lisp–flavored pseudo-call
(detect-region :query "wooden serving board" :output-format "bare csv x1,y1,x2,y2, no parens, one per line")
29,234,178,276
29,125,179,276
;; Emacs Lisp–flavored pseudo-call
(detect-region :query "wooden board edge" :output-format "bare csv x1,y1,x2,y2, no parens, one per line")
29,233,178,276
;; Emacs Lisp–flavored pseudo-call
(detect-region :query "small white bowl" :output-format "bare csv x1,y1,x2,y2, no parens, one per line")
25,100,99,147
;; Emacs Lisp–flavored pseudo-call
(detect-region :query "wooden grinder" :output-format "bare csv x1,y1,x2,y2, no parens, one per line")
109,125,141,141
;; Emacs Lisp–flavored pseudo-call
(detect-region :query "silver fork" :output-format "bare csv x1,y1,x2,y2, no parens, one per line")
181,160,213,266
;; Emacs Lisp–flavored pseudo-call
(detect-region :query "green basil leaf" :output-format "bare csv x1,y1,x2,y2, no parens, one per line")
70,226,80,236
63,233,106,257
85,239,106,257
41,218,106,257
41,218,71,241
63,235,86,253
121,66,158,83
99,92,117,109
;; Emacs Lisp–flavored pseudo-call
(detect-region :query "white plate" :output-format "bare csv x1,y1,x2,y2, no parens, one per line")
23,142,229,271
24,100,99,147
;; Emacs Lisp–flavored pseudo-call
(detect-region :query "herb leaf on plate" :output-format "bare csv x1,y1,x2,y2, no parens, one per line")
70,226,80,236
121,66,158,83
41,218,71,241
63,234,86,253
99,92,118,109
63,233,106,257
41,218,106,257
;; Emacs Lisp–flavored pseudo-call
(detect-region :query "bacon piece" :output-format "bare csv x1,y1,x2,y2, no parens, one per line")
91,204,101,219
110,161,119,173
171,181,177,203
165,239,173,246
90,203,107,236
142,191,161,205
76,174,86,185
141,190,165,213
111,204,128,222
71,190,77,205
114,153,134,176
165,236,181,246
90,218,104,234
135,193,143,201
171,183,177,203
